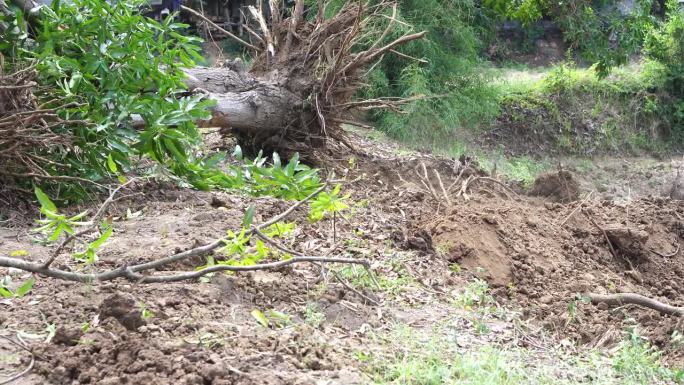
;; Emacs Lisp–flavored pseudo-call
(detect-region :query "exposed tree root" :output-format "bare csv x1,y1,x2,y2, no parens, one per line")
183,0,426,154
585,292,684,317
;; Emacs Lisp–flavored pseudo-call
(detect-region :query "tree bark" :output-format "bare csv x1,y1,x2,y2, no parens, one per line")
184,66,316,152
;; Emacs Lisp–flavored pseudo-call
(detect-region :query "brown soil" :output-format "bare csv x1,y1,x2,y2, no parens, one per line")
429,193,684,360
2,131,684,383
528,170,580,203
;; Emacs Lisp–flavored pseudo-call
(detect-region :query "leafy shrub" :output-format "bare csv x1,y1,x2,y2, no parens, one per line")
483,0,655,77
644,0,684,143
1,0,212,195
0,0,323,201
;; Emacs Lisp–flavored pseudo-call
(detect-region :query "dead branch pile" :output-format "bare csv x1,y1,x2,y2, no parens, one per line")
0,59,72,185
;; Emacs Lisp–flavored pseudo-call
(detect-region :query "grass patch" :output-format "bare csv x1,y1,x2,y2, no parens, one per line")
476,154,549,187
490,61,680,156
361,279,681,385
364,322,681,385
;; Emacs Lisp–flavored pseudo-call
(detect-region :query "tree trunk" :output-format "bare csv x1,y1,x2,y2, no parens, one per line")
184,67,316,153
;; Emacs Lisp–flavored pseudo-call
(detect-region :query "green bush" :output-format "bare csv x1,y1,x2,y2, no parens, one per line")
483,0,655,77
361,0,500,149
1,0,211,193
0,0,323,201
645,0,684,143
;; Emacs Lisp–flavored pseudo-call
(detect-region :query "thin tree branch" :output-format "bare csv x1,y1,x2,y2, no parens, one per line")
2,182,332,284
585,292,684,317
0,335,35,385
0,255,369,283
181,5,260,51
0,172,106,188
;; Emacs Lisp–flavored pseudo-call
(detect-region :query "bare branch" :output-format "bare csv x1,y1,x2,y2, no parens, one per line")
248,5,275,57
43,178,139,268
582,208,620,260
0,182,334,285
389,49,428,63
0,255,368,283
585,292,684,317
559,190,594,227
181,5,260,52
0,172,106,189
367,3,396,52
0,335,34,385
649,242,680,258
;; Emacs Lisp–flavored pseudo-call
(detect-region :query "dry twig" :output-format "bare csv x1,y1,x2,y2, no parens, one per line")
649,242,680,258
585,292,684,317
181,5,259,51
582,208,619,260
0,335,35,385
559,190,594,227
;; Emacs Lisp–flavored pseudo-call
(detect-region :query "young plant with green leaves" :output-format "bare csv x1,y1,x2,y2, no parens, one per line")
32,187,112,264
309,184,350,241
0,275,35,299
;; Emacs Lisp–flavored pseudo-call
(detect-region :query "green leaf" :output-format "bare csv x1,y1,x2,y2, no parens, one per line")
35,188,57,213
242,205,256,229
47,225,64,242
0,287,12,299
90,226,113,249
16,276,35,297
107,154,118,173
251,309,270,328
232,145,243,160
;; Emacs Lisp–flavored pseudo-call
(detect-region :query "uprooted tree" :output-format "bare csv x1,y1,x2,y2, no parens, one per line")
0,0,424,198
182,0,425,152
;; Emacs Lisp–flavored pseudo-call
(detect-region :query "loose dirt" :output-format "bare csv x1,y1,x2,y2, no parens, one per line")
1,131,684,384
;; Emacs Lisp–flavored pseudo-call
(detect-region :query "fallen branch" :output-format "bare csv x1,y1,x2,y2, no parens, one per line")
433,169,452,206
585,292,684,317
0,255,369,283
180,5,259,51
464,176,518,200
582,208,620,261
329,268,380,306
0,181,373,284
559,190,594,227
649,242,680,258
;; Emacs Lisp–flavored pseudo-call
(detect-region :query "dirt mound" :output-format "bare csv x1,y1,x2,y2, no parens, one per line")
428,194,684,360
603,224,650,262
669,167,684,200
528,170,580,202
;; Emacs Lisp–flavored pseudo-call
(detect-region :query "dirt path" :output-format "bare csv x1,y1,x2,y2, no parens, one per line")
1,133,683,384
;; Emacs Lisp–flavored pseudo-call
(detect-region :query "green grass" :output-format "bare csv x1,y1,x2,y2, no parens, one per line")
361,279,681,385
365,321,681,385
476,154,549,187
